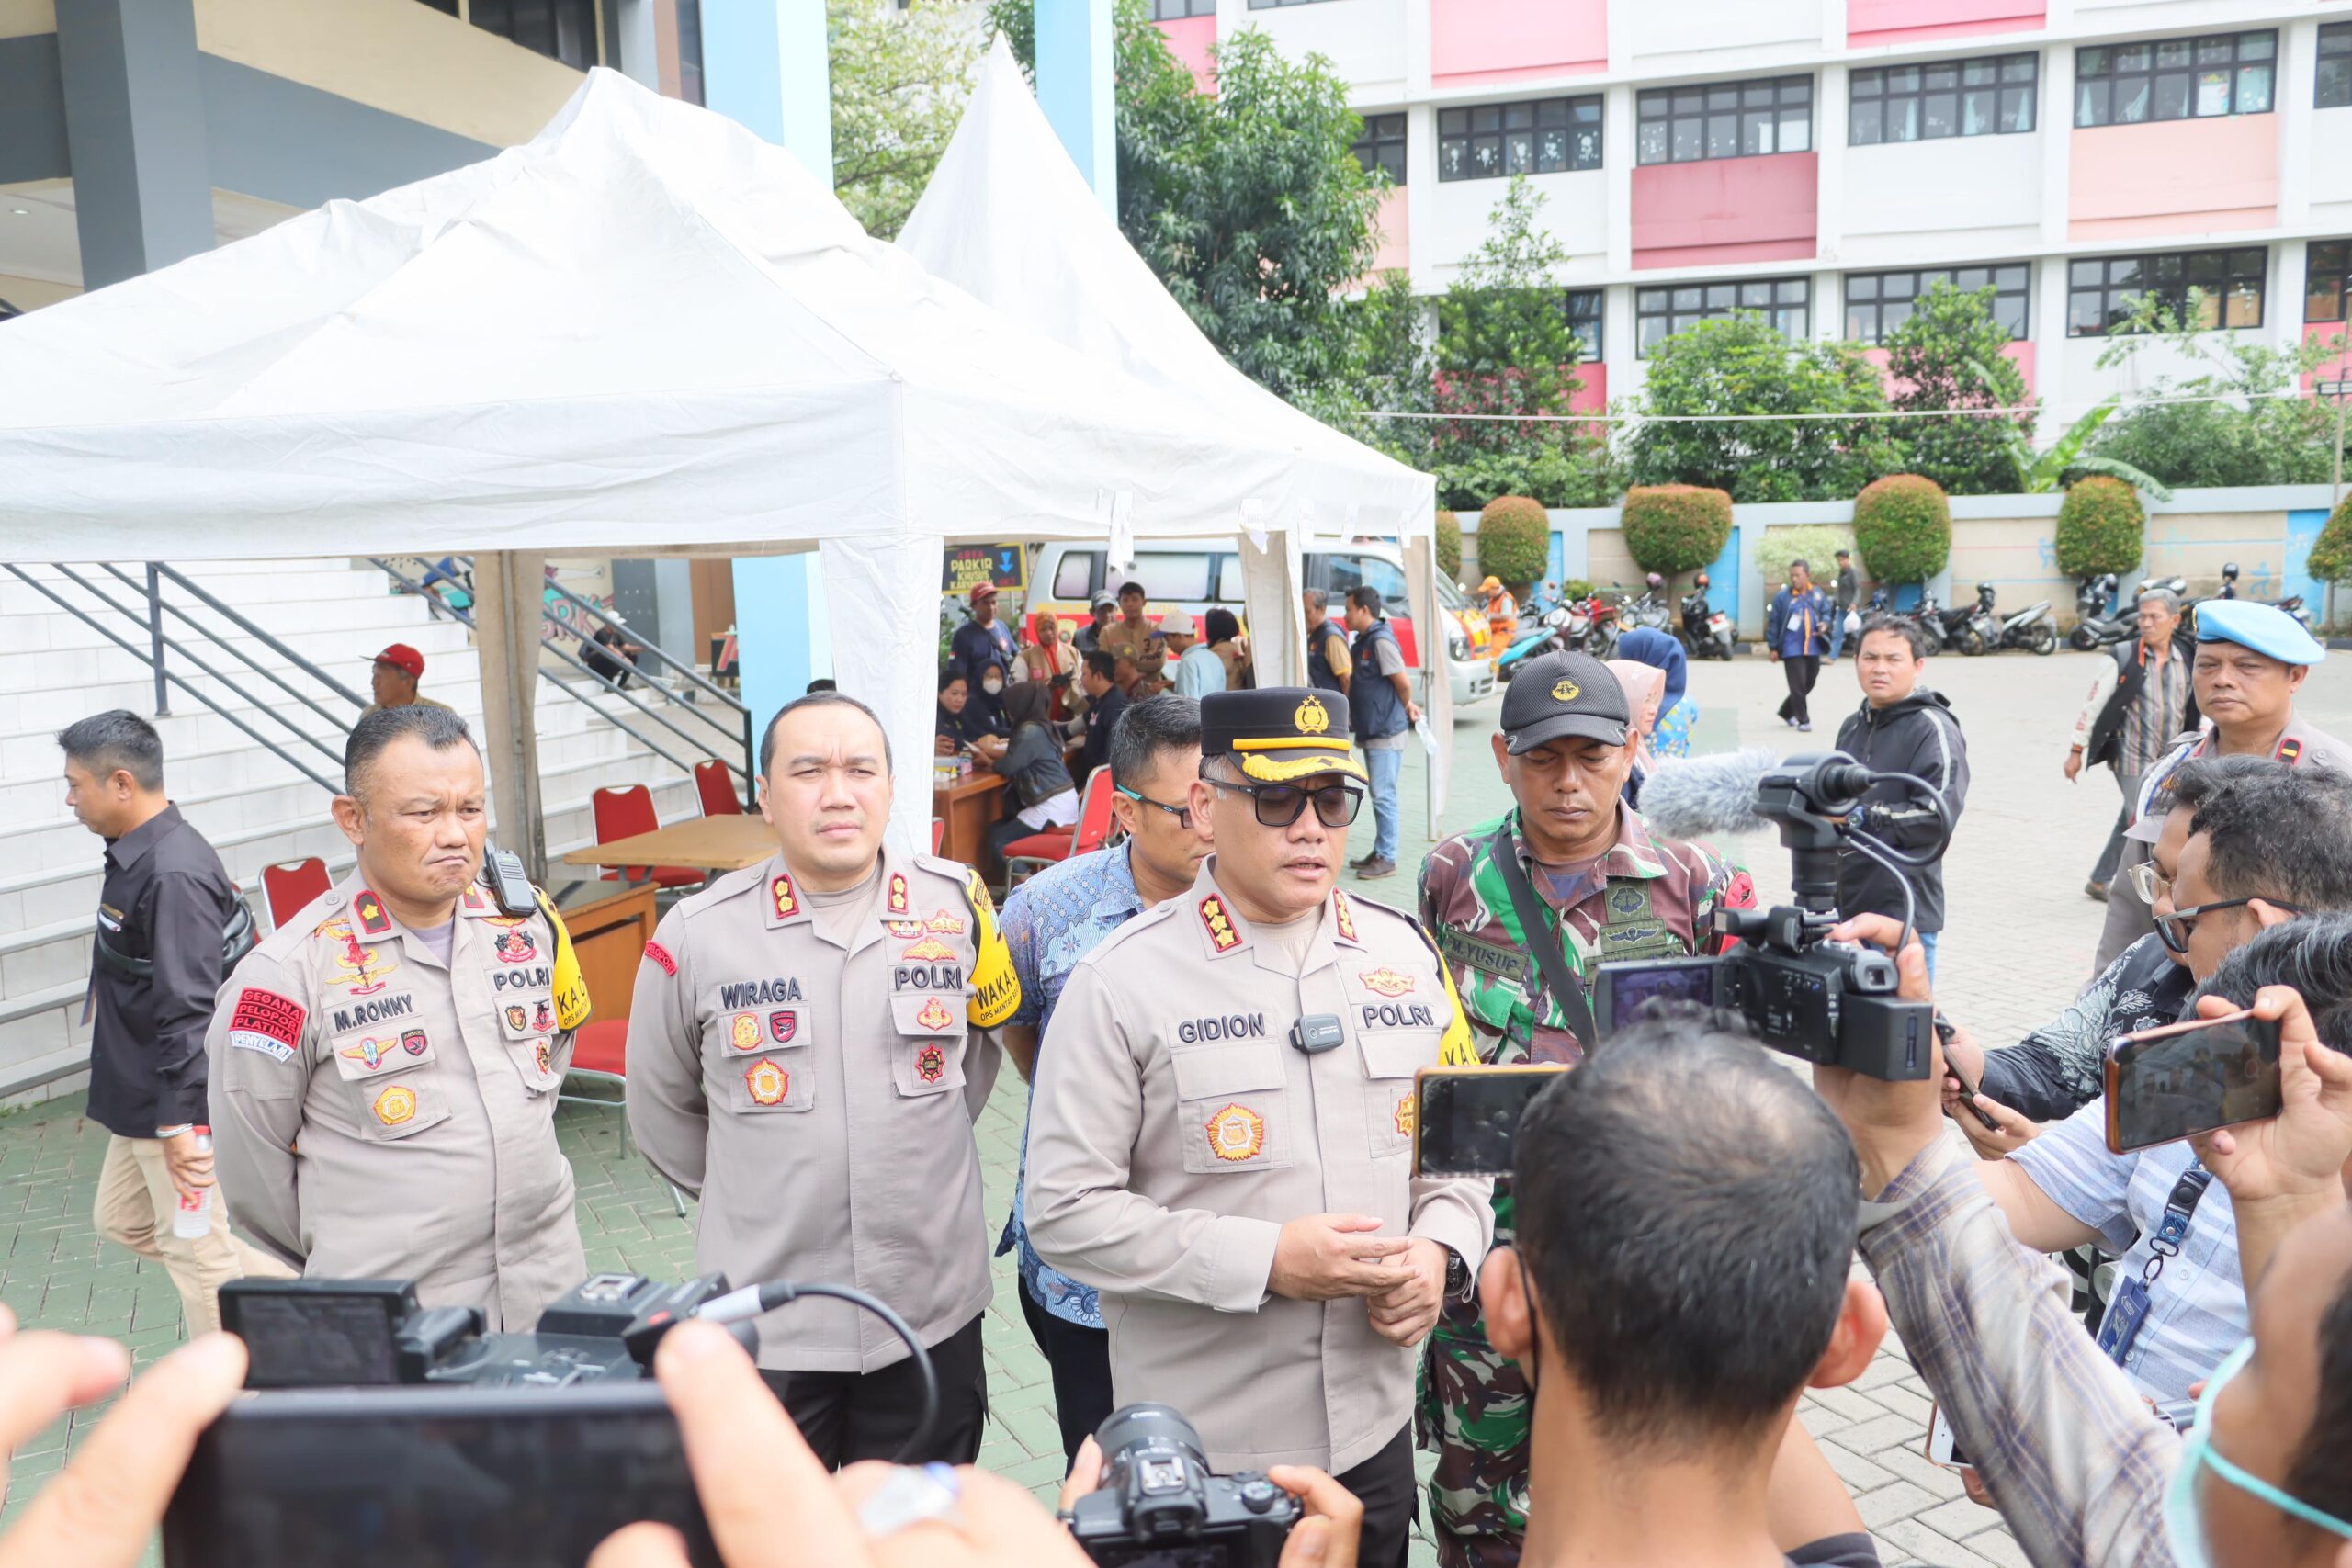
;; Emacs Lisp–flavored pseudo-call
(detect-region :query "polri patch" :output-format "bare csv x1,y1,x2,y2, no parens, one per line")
729,1012,762,1053
643,940,677,976
1205,1103,1266,1163
227,988,306,1063
373,1085,417,1126
745,1059,789,1106
492,928,538,964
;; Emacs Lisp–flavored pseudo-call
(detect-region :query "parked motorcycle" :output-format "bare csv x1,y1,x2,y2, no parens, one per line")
1498,605,1573,680
2069,573,2134,651
1622,573,1675,639
1677,573,1736,661
2214,560,2312,627
1968,581,2059,656
1585,590,1623,660
1917,592,1984,657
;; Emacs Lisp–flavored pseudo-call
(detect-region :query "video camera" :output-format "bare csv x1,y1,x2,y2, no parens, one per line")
1594,752,1947,1080
1066,1404,1304,1568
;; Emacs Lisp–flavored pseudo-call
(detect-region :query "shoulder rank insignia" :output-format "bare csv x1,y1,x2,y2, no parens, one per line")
459,886,488,913
1199,895,1241,953
1332,891,1359,944
1359,967,1416,997
2278,737,2303,765
772,874,798,920
888,874,910,916
353,888,393,939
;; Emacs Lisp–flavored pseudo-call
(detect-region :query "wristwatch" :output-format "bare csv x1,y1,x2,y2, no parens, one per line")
1443,1247,1471,1298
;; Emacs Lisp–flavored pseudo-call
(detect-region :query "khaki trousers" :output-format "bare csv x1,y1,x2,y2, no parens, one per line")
92,1134,291,1337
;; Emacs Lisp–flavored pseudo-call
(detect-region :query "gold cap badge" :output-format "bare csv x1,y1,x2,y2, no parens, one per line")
1550,678,1581,703
1295,696,1330,735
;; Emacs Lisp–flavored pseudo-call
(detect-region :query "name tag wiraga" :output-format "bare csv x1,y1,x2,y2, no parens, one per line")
1438,928,1530,982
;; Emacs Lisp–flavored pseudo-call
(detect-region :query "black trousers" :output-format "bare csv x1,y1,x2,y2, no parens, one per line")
760,1313,988,1470
1017,1288,1116,1469
1338,1424,1420,1568
1777,655,1821,724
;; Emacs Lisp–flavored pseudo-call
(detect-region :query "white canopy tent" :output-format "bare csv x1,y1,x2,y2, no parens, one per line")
899,41,1453,826
0,68,1426,857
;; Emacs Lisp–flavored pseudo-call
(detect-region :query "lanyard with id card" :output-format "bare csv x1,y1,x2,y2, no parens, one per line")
2095,1163,2211,1366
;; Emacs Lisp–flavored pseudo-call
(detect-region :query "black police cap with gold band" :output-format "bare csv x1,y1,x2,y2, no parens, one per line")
1201,688,1369,784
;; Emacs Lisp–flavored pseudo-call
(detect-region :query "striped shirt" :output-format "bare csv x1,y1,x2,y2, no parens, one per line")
2009,1100,2245,1401
2118,646,2190,776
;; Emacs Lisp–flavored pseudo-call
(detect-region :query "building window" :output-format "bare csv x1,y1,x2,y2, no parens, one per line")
677,0,704,106
1563,289,1604,362
1845,265,2030,344
2320,23,2352,110
1150,0,1214,17
1635,277,1809,355
2074,31,2275,126
469,0,599,69
1636,76,1812,165
2067,247,2266,336
1353,113,1407,186
1849,53,2035,143
2311,242,2351,325
1437,97,1601,182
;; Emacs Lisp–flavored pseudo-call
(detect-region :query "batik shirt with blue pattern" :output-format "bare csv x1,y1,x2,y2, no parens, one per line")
993,842,1150,1327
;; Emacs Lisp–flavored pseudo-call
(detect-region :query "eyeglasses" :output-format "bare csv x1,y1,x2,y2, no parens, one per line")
1205,777,1365,829
1115,784,1192,830
2154,896,2302,955
2124,861,2172,905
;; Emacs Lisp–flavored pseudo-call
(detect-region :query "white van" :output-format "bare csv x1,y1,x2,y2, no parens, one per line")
1029,538,1498,710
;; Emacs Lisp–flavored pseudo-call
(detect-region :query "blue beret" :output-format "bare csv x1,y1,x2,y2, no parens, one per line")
2193,598,2327,666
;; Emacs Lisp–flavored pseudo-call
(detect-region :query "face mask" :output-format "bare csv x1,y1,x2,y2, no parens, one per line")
2164,1337,2352,1568
982,679,1003,695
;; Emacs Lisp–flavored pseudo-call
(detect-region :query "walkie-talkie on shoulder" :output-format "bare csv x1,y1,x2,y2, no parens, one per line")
483,843,537,917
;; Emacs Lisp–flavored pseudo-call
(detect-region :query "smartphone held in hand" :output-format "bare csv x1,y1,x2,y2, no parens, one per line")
2103,1008,2284,1155
1412,1066,1565,1178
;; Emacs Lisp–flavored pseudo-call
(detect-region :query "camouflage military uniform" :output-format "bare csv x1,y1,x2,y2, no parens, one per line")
1413,805,1749,1568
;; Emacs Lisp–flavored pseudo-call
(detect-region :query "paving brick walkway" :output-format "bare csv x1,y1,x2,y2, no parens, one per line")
11,647,2349,1564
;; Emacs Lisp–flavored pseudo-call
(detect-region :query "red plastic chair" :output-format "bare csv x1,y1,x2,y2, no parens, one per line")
590,784,703,888
695,760,742,817
931,818,945,854
1001,766,1118,887
260,858,331,930
559,1019,687,1216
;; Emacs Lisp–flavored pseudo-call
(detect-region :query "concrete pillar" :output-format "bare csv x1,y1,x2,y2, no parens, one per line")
52,0,212,289
473,552,550,885
1035,0,1115,212
700,0,832,762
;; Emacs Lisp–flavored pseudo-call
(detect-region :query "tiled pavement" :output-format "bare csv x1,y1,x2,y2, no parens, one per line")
9,648,2351,1564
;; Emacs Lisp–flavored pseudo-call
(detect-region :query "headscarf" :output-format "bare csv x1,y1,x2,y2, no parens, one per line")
960,660,1010,742
1605,660,1666,776
1613,627,1688,720
1001,679,1053,732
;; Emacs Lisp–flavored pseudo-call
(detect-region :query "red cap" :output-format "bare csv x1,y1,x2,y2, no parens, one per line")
373,643,425,679
967,581,1000,604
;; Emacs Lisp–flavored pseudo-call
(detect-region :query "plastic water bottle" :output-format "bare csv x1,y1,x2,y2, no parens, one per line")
171,1126,214,1240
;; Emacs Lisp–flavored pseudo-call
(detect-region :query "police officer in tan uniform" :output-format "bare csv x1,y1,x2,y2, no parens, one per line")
209,706,589,1331
1024,688,1492,1568
627,691,1020,1469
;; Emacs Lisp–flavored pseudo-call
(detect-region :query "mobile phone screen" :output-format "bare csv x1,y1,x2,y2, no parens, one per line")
164,1383,718,1568
1414,1068,1563,1177
2108,1012,2282,1153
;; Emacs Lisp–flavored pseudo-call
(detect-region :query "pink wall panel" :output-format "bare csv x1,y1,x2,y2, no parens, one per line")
1430,0,1605,87
1630,153,1818,270
1371,187,1409,276
1568,364,1608,413
2067,117,2278,240
1155,16,1216,94
1847,0,2044,48
1862,340,2035,394
2304,322,2352,389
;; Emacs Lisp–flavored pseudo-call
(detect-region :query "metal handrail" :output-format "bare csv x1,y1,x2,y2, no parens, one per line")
368,557,732,783
95,562,356,743
143,560,372,709
537,570,750,718
48,564,347,770
5,565,341,794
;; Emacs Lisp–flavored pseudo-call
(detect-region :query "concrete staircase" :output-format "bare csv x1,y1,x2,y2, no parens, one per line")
0,558,723,1103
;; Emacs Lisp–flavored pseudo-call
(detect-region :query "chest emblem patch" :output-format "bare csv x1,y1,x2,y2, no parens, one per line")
493,928,538,964
915,997,953,1032
227,988,306,1062
729,1012,762,1053
770,1010,797,1043
900,935,956,962
744,1059,789,1105
505,1004,529,1033
1395,1091,1417,1138
1332,892,1359,944
1199,896,1240,953
331,927,397,997
372,1085,417,1126
772,875,798,919
888,874,910,915
339,1036,397,1073
884,919,923,939
916,1044,947,1083
401,1028,428,1057
924,911,966,936
534,1041,552,1076
532,998,556,1032
1205,1103,1267,1163
1359,967,1416,998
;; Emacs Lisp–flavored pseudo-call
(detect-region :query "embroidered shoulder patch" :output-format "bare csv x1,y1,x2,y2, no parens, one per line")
227,988,306,1063
643,940,677,976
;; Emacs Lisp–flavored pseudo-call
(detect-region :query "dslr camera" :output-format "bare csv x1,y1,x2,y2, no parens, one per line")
1591,753,1943,1080
1066,1404,1303,1567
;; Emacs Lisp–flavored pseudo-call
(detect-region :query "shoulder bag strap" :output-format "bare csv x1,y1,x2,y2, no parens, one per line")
1487,820,1599,1052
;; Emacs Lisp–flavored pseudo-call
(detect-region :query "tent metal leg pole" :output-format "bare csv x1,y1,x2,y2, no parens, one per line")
476,550,550,886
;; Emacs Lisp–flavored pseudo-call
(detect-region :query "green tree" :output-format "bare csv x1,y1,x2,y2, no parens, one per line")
2087,296,2348,488
829,0,987,240
1476,496,1551,592
2307,494,2352,588
1436,510,1463,580
1625,317,1899,502
1880,282,2035,496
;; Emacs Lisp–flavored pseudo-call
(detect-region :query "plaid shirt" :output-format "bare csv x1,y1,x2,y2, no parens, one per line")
1860,1141,2181,1568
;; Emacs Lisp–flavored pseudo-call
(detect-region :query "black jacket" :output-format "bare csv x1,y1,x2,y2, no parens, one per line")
2084,630,2199,772
1977,933,2193,1122
1833,688,1970,933
86,805,236,1137
1078,684,1130,782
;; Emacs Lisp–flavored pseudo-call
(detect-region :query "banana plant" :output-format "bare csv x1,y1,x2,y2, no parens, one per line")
1971,370,2174,499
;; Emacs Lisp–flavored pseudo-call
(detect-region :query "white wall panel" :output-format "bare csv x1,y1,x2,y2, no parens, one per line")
1245,0,1407,96
1838,133,2044,265
1419,169,1607,283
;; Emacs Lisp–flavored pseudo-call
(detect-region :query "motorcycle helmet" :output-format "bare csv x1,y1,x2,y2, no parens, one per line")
1693,571,1710,588
2222,561,2240,581
1645,571,1664,592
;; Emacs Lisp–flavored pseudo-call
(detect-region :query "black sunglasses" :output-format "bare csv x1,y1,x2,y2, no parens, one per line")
1204,776,1365,829
2154,896,2302,955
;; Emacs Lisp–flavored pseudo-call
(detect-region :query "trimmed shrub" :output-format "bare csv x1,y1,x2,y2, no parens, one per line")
2054,476,2146,579
1436,511,1463,581
1621,485,1733,580
1852,474,1952,585
1760,525,1857,588
2305,493,2352,586
1476,495,1552,594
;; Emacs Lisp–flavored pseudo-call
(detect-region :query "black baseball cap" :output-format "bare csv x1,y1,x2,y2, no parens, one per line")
1500,651,1630,754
